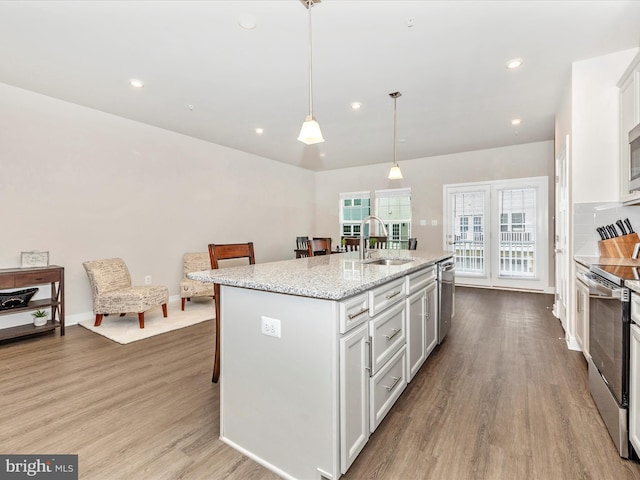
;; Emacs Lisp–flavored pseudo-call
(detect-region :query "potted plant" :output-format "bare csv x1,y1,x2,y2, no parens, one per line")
32,309,49,327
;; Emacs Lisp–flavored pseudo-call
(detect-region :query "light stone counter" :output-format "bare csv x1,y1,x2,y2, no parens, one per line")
574,255,640,267
188,249,452,301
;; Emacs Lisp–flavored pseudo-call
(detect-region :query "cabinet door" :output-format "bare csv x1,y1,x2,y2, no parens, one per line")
620,61,640,204
406,288,427,382
630,323,640,455
340,322,370,473
424,281,438,359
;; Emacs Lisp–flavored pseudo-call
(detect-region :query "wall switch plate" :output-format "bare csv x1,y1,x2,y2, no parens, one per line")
144,275,151,285
261,316,281,338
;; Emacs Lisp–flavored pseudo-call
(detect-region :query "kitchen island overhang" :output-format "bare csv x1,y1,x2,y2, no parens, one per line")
189,250,452,480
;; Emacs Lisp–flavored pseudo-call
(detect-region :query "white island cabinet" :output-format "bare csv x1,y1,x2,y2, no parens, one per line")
189,250,452,480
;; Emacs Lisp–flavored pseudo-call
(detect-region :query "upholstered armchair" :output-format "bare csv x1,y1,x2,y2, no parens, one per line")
180,252,215,310
83,257,168,329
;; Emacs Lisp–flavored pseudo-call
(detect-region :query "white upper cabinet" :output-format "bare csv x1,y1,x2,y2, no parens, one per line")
619,51,640,204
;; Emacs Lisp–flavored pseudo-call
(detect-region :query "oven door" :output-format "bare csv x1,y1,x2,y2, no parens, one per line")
584,273,630,406
583,275,630,407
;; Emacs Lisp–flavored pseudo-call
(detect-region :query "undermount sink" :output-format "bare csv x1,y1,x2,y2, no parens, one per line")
364,258,413,266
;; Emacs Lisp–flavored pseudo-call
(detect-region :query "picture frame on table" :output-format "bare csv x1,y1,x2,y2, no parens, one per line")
21,250,50,268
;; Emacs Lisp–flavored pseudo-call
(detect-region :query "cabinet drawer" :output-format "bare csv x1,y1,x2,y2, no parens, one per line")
0,275,16,289
369,277,405,317
406,266,436,295
370,300,405,374
339,292,369,334
370,346,406,431
14,270,60,287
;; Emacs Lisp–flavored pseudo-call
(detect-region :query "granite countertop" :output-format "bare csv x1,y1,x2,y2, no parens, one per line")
188,249,453,301
574,255,640,267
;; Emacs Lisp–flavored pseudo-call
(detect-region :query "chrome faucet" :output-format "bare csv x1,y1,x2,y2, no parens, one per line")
360,215,389,260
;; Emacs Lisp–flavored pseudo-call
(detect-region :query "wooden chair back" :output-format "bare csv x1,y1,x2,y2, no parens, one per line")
295,236,309,258
343,237,360,251
313,237,332,252
207,242,255,383
307,238,331,256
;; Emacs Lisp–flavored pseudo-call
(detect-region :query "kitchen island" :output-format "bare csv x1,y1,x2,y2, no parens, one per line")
189,249,452,480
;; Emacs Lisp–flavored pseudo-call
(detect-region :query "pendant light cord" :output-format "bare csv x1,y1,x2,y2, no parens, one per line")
393,95,398,166
307,0,314,117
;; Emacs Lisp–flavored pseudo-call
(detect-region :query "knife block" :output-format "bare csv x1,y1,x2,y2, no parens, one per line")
598,233,640,258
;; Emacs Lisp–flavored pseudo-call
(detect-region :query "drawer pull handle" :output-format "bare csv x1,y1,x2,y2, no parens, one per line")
384,328,400,340
384,376,401,391
385,290,402,300
348,307,369,320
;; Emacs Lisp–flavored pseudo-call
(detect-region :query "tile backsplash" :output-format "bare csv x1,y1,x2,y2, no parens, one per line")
573,202,640,255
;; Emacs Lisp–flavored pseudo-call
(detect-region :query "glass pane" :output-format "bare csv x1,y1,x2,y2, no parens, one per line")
451,191,485,275
498,188,536,279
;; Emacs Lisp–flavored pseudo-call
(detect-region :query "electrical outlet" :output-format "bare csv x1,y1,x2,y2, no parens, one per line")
145,275,151,285
261,316,281,338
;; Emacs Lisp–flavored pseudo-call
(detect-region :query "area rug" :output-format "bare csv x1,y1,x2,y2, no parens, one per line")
78,298,214,344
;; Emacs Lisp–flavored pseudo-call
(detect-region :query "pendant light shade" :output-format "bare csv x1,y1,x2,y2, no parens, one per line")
298,115,324,145
298,0,324,145
388,91,403,179
388,164,403,180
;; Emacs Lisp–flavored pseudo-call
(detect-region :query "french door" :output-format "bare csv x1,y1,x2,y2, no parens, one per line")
444,177,549,291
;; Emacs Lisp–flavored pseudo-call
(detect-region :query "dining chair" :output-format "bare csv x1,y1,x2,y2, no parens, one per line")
313,237,332,253
307,238,331,256
343,237,360,251
408,238,418,250
208,242,256,383
295,236,309,258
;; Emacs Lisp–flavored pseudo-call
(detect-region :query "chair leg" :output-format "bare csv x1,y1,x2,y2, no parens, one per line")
212,283,221,383
162,304,168,317
138,312,144,329
181,298,186,311
94,314,103,327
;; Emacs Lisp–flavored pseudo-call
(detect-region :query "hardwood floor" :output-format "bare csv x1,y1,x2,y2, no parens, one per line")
1,287,640,479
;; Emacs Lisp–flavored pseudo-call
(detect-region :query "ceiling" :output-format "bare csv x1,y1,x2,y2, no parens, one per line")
1,1,640,171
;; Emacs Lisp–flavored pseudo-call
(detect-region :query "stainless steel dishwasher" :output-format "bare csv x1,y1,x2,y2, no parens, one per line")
437,257,455,343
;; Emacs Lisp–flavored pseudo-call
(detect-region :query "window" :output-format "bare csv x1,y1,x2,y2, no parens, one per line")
339,188,411,248
340,192,371,238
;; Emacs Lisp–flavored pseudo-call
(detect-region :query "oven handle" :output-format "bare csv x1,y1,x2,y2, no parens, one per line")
578,272,622,299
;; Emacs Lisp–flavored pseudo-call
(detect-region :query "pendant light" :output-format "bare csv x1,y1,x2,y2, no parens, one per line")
388,91,403,179
298,0,324,145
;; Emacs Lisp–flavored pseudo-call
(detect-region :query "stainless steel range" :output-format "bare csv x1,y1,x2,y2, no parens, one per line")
581,264,633,458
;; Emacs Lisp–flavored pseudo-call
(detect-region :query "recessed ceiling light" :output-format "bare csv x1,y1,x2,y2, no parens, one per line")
255,128,264,135
351,102,362,110
511,118,521,125
129,79,144,88
506,59,523,69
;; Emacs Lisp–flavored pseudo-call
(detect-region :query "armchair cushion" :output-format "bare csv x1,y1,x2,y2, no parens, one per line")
180,252,215,309
83,258,169,315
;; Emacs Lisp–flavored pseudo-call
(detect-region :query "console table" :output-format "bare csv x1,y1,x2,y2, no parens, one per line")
0,265,65,341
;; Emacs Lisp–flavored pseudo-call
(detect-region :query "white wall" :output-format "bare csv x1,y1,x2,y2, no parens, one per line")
571,48,639,203
0,83,316,325
315,141,554,274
